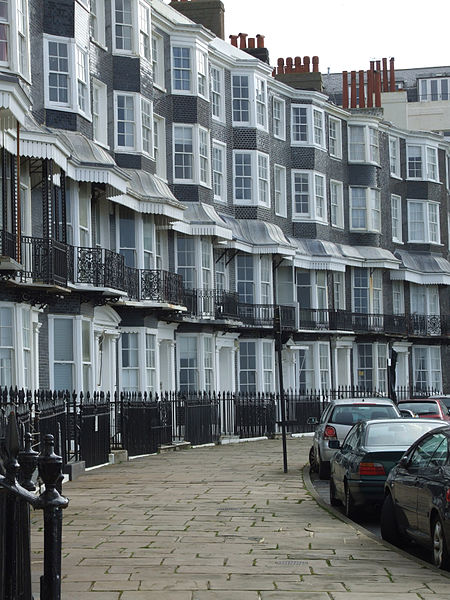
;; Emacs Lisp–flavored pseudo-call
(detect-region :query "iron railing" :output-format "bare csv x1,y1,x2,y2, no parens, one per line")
20,236,68,286
0,229,17,260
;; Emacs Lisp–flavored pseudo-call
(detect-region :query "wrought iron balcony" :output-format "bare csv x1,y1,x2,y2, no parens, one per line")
20,236,69,287
0,229,17,260
183,289,240,320
238,302,296,330
141,269,184,305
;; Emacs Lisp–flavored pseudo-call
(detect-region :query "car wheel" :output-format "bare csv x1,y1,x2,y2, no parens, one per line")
329,477,340,506
380,493,402,547
432,516,450,570
309,446,318,473
344,482,357,519
318,452,330,480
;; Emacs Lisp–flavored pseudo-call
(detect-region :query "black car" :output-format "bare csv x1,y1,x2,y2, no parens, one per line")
381,425,450,569
329,419,445,517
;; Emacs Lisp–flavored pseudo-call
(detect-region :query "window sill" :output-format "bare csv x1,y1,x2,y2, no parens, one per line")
348,160,381,167
293,217,328,225
406,177,441,184
273,134,286,142
90,38,108,52
153,83,167,94
329,154,343,161
390,173,402,180
291,141,327,152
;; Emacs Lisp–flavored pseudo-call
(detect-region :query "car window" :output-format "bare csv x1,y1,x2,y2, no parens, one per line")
429,437,449,467
330,404,398,425
343,427,359,450
398,401,440,416
365,422,445,447
320,404,332,424
409,433,448,470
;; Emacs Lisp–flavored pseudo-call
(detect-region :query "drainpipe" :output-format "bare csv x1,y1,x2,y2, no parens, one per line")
16,122,21,262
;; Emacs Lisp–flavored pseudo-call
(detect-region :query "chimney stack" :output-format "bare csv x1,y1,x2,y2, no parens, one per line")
170,0,225,40
229,32,270,65
340,57,396,109
273,55,323,92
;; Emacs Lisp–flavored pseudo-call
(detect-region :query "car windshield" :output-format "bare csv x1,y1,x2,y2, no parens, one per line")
330,404,398,426
398,402,440,416
365,421,444,447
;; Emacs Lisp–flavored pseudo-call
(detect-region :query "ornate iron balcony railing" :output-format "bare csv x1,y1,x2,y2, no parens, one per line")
0,229,17,260
20,236,69,286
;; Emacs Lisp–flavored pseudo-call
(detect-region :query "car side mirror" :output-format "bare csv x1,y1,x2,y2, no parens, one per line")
328,440,340,450
398,456,409,469
307,416,318,425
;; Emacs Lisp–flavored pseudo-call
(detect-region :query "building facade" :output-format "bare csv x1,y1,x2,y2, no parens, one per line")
0,0,449,396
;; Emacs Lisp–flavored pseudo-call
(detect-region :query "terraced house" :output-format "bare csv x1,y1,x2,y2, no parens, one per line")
0,0,449,397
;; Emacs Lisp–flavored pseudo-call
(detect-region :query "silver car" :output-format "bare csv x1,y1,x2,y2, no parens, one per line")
308,398,402,479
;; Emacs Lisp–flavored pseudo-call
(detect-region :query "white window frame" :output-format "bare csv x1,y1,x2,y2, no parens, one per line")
171,38,209,98
120,327,159,393
210,64,225,122
92,79,108,147
391,194,402,243
151,31,165,90
352,267,383,314
233,150,270,207
389,135,401,178
407,200,441,244
0,0,31,80
406,143,440,182
112,0,138,55
297,342,331,392
231,72,269,129
348,123,380,164
141,97,153,157
272,97,286,140
238,339,275,393
114,92,153,154
292,170,327,223
212,140,227,203
412,346,442,392
177,333,215,392
333,272,345,310
330,179,344,229
153,114,167,180
172,124,211,187
328,116,342,159
44,35,91,118
350,187,381,232
410,284,440,317
255,76,268,130
354,342,388,392
274,164,287,217
291,105,326,150
138,0,151,61
418,78,450,102
90,0,106,48
392,281,404,315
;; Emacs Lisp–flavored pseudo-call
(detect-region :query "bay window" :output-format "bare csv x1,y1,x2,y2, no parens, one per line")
355,343,387,392
348,124,379,163
82,319,92,392
45,37,91,116
177,235,195,289
119,206,136,267
0,0,30,79
239,340,274,393
350,187,381,232
298,342,331,391
292,171,327,223
291,105,326,149
145,333,156,392
232,72,270,128
52,318,75,391
392,281,404,315
92,79,108,146
413,346,442,392
410,284,439,316
121,329,159,393
153,115,166,179
233,151,270,206
152,33,164,88
353,268,382,315
236,254,254,303
22,308,31,389
172,43,208,97
173,125,210,186
333,272,345,310
407,200,440,243
115,92,153,153
178,335,215,392
407,144,439,181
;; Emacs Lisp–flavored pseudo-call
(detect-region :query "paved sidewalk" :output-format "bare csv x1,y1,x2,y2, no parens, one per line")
31,436,450,599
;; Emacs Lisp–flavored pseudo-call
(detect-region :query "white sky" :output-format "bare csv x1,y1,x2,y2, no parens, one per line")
219,0,449,73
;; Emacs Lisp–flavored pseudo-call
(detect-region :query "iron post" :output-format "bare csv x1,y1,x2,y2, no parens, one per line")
274,306,288,473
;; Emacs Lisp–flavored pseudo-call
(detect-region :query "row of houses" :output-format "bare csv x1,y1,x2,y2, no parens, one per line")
0,0,449,396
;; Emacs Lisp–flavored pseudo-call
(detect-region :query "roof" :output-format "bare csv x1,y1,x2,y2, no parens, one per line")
219,214,295,255
391,250,450,285
172,202,232,240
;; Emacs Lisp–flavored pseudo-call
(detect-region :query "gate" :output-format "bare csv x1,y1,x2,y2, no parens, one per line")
79,392,111,468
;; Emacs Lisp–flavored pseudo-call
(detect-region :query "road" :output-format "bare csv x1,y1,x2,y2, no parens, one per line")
310,471,433,564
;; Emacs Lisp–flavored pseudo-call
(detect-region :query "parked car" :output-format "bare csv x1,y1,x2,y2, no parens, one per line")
381,424,450,569
397,399,450,421
308,398,401,479
428,395,450,412
329,419,447,518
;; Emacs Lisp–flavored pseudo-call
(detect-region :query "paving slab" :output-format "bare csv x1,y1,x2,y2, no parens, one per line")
30,436,450,598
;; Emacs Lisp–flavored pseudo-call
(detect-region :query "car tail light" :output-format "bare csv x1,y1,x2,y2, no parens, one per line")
359,462,386,476
446,489,450,504
323,425,337,440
